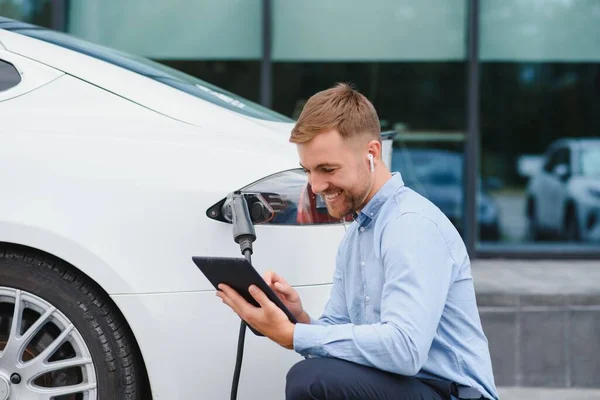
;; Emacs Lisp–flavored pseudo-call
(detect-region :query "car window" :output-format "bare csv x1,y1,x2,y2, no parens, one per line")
0,59,21,92
426,168,460,185
543,149,557,172
580,147,600,177
4,21,293,123
561,148,570,165
391,148,462,186
544,147,570,172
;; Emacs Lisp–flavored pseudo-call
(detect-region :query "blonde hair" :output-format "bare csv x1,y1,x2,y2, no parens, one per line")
289,83,380,144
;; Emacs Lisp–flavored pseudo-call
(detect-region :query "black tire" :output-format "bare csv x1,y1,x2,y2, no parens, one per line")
525,197,541,241
565,206,581,242
0,247,147,400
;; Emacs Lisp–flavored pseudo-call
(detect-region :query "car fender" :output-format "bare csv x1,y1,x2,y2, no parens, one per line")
0,221,132,293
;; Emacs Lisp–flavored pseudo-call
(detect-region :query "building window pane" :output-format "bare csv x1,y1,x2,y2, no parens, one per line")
64,1,262,114
479,0,600,246
68,0,261,60
0,0,53,27
273,1,472,240
273,0,466,62
480,0,600,62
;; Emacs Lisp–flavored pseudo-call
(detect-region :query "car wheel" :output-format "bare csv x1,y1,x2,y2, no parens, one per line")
565,206,581,242
525,197,541,241
0,248,146,399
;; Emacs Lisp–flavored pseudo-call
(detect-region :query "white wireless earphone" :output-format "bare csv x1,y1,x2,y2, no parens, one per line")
367,153,375,172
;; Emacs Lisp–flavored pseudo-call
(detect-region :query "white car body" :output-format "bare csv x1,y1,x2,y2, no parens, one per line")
525,138,600,242
0,23,353,399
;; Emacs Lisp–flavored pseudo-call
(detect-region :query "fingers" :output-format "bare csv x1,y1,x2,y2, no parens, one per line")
264,271,293,295
217,284,281,333
215,285,237,312
217,284,253,317
273,281,299,302
273,280,291,294
216,289,236,312
263,270,275,286
248,285,272,309
264,270,288,286
217,284,275,316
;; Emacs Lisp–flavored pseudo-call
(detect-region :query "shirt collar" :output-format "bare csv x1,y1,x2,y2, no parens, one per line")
352,172,404,227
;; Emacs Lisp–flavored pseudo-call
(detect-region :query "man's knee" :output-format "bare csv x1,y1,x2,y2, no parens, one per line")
285,358,335,400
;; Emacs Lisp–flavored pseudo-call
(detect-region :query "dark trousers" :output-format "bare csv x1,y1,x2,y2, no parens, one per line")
285,358,451,400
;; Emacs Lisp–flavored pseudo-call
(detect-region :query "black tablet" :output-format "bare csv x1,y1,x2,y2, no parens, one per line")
192,256,298,336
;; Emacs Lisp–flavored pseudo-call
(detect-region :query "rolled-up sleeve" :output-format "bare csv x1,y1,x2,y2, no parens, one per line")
292,212,454,376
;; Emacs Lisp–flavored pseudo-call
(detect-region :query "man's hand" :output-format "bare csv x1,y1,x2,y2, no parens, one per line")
216,283,295,349
264,270,310,324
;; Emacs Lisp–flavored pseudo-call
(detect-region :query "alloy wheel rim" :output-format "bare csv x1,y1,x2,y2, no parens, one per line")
0,375,9,400
0,287,97,399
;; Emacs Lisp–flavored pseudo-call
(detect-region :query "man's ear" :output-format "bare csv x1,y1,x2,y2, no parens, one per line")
367,139,382,160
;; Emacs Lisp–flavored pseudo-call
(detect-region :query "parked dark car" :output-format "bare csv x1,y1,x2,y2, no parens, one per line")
391,148,501,241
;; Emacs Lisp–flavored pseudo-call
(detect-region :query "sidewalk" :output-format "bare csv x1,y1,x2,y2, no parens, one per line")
471,260,600,391
498,387,600,399
471,260,600,295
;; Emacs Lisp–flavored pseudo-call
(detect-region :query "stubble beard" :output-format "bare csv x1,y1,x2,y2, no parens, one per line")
325,169,372,219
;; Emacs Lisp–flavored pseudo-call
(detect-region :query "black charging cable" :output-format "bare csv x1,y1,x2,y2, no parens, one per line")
226,192,257,400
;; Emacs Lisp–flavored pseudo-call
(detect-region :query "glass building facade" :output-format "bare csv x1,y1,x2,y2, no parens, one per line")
3,0,600,258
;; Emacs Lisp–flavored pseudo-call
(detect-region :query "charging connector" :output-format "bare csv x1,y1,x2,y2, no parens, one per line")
229,192,256,257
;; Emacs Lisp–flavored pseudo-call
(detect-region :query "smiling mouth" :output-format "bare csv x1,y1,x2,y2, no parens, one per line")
324,190,342,201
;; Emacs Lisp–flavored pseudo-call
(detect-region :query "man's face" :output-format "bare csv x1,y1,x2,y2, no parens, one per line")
297,129,373,219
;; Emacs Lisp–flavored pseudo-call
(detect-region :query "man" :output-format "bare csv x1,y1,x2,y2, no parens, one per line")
216,83,498,400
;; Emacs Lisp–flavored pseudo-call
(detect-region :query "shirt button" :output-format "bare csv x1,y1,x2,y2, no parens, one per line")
365,296,370,302
361,261,365,267
359,227,365,232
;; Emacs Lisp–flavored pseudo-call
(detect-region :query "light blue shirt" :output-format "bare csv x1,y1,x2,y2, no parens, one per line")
293,172,498,400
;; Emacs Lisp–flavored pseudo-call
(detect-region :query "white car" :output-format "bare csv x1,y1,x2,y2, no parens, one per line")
525,138,600,242
0,18,373,399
